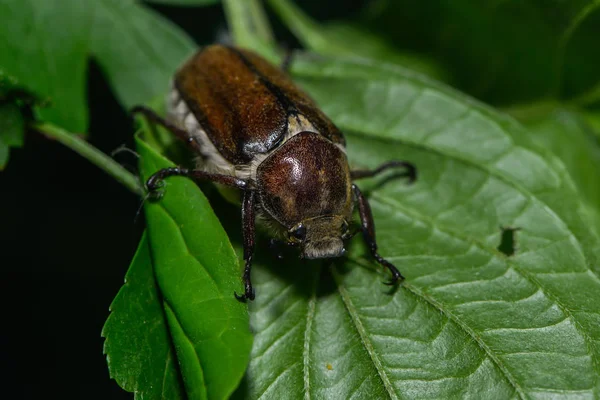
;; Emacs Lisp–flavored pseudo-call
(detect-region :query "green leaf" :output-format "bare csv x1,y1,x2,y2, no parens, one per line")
581,110,600,141
145,0,219,6
358,1,600,105
231,55,600,398
267,0,448,81
136,134,253,400
0,103,25,169
523,108,600,234
0,0,195,132
102,232,184,400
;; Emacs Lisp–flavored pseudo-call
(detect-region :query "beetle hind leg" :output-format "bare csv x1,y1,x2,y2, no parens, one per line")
131,105,204,155
351,160,417,183
352,184,405,285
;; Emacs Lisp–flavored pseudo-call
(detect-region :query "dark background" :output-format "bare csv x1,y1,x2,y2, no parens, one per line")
0,1,359,398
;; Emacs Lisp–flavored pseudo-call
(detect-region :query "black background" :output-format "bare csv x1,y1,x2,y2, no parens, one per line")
0,1,360,398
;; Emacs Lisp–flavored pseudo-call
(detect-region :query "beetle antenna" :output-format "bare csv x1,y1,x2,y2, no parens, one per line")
111,144,140,159
133,185,152,225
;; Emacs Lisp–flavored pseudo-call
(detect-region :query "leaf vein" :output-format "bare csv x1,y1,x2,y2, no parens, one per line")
303,272,318,400
335,273,400,400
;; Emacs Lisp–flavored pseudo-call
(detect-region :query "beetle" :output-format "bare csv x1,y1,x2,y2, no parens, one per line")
133,45,416,301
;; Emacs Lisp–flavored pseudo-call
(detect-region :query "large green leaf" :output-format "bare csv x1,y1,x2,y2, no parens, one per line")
228,55,600,398
102,233,184,400
0,0,195,132
135,135,253,400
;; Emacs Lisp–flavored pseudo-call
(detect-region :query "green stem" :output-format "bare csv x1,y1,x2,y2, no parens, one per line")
34,122,143,195
223,0,275,52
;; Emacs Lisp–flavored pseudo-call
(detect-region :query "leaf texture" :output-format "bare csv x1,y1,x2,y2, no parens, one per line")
232,55,600,399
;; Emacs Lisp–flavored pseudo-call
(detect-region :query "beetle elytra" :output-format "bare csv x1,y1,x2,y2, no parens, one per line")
133,45,416,301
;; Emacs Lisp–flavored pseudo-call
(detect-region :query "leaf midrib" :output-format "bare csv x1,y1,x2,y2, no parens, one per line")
164,300,209,399
334,272,400,400
303,271,318,400
147,201,240,398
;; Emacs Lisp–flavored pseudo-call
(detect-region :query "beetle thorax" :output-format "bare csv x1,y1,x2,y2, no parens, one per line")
256,132,353,234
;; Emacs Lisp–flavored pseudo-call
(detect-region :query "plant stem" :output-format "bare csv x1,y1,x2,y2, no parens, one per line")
33,122,143,195
223,0,275,52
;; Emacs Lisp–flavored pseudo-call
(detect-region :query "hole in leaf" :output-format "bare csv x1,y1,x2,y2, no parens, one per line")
498,226,520,256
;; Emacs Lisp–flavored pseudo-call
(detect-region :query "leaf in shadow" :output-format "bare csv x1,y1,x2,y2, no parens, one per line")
267,0,448,81
0,103,25,169
357,1,600,105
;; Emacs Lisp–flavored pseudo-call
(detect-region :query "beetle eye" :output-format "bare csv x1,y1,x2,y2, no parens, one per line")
290,225,307,241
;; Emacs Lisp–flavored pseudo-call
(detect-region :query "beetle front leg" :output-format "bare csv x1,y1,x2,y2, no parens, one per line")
352,184,404,285
235,190,257,301
351,160,417,183
146,167,248,199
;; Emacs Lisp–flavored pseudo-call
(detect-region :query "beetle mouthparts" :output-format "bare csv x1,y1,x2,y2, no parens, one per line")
303,238,346,260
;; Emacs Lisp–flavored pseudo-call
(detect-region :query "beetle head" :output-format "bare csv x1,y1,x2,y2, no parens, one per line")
287,215,352,259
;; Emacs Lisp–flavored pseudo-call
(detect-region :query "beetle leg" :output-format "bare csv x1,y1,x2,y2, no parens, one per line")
131,105,204,154
145,166,247,199
235,190,257,301
351,160,417,183
352,184,405,285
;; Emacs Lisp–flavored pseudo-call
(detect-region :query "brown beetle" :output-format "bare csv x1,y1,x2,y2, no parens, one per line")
134,45,416,301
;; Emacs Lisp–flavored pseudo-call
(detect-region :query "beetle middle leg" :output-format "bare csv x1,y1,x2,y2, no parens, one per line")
352,184,404,285
351,160,417,183
235,190,257,301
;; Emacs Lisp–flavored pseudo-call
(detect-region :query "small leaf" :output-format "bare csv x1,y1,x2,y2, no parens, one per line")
137,134,252,400
0,103,25,169
102,232,184,400
0,0,195,132
232,54,600,398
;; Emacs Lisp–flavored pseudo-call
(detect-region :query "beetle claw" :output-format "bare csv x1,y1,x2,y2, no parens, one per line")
147,188,165,201
382,271,405,286
234,291,246,301
234,288,255,302
403,165,417,184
